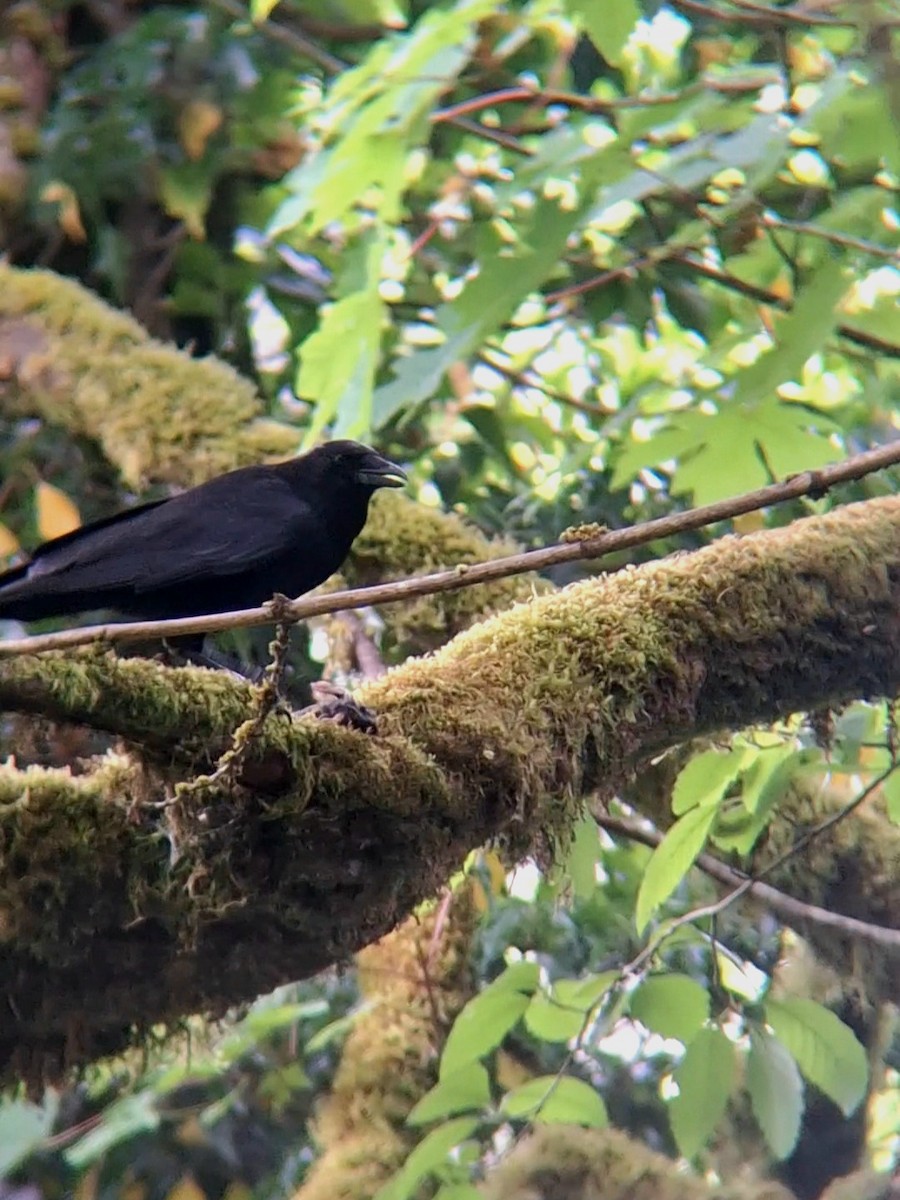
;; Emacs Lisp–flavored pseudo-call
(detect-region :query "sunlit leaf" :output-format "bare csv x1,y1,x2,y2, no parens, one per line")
669,1026,737,1158
635,802,719,933
374,1117,478,1200
631,974,710,1044
440,968,535,1077
36,482,80,541
747,1029,804,1160
408,1064,490,1125
765,998,867,1115
502,1075,607,1127
0,522,20,559
566,0,639,67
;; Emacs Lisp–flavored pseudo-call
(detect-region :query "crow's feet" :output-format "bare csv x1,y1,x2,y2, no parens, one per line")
299,680,377,734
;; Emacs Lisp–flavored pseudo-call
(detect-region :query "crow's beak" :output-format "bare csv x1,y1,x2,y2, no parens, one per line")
357,454,407,489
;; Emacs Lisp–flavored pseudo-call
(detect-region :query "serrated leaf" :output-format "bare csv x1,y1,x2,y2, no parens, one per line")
36,481,80,541
635,803,719,933
747,1029,804,1160
732,259,848,406
566,0,639,66
374,1116,478,1200
502,1076,607,1127
297,228,387,442
669,1026,737,1158
440,985,530,1077
271,0,494,236
631,974,710,1044
765,998,868,1115
672,748,751,815
523,993,586,1043
408,1064,490,1125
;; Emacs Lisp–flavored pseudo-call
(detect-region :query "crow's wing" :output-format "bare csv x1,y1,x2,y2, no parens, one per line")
20,471,313,595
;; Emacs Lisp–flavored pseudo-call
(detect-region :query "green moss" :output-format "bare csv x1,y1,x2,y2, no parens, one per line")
479,1125,794,1200
344,489,545,652
298,886,477,1200
0,264,298,487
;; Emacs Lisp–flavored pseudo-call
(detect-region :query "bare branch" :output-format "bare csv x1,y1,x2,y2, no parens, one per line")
595,811,900,950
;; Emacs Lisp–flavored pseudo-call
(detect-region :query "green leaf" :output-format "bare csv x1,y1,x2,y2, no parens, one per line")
630,974,710,1044
732,259,849,406
635,802,719,933
747,1029,804,1160
65,1093,160,1166
712,746,819,856
765,998,868,1115
487,960,542,994
524,993,587,1043
271,0,494,236
433,1187,482,1200
560,814,600,900
669,1026,737,1158
408,1064,490,1125
674,401,838,503
566,0,639,67
440,983,531,1077
374,1116,478,1200
553,971,619,1012
297,231,386,443
0,1099,55,1175
502,1076,608,1127
159,162,213,240
672,747,751,815
250,0,280,18
883,770,900,823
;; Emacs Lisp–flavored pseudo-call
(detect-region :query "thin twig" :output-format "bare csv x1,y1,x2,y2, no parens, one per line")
207,0,345,72
760,214,900,262
172,605,294,801
2,440,899,657
595,810,900,949
671,253,900,359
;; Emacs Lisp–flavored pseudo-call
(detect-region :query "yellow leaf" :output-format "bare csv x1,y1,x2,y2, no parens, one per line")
0,522,19,558
36,482,81,541
177,99,223,162
250,0,281,19
39,181,87,243
166,1176,206,1200
733,511,765,534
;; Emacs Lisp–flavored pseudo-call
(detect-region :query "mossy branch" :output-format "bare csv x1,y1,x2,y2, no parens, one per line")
1,497,900,1082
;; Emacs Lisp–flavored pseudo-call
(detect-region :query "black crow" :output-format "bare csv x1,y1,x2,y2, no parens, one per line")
0,440,406,650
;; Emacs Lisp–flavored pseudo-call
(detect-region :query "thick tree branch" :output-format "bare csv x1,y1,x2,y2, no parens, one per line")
1,497,899,1082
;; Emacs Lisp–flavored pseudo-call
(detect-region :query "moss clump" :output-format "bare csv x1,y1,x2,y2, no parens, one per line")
344,489,545,652
362,496,900,865
297,886,477,1200
0,265,298,487
480,1124,795,1200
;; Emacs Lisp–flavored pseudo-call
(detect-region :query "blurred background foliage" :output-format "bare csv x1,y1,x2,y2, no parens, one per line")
0,0,899,1194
